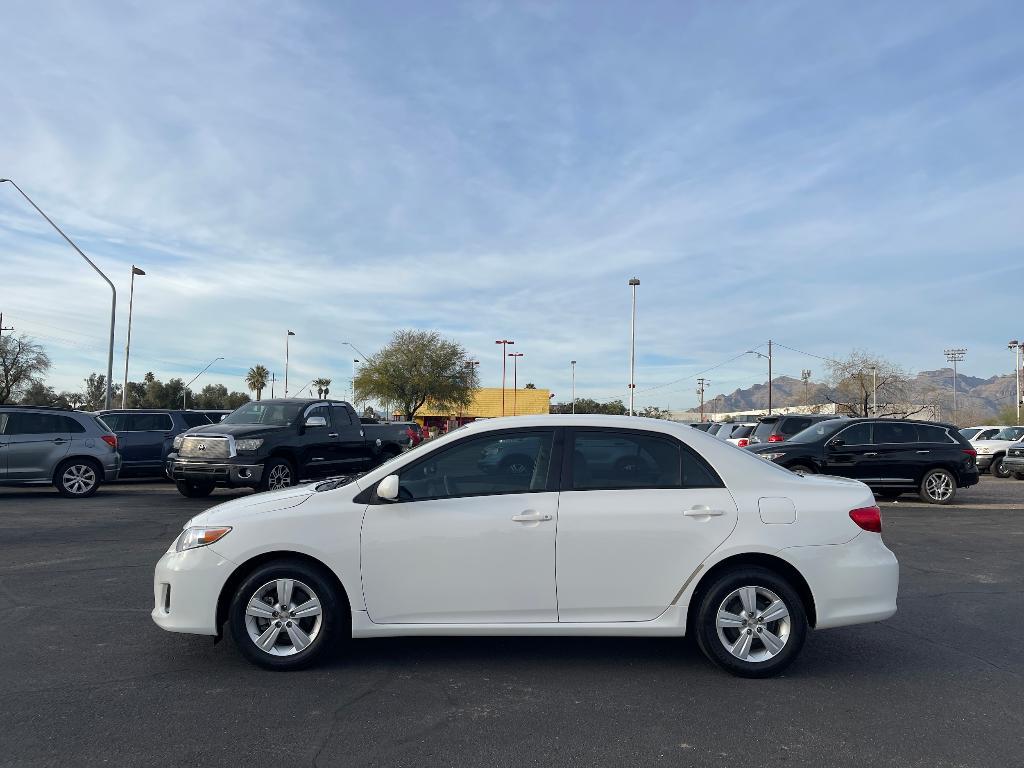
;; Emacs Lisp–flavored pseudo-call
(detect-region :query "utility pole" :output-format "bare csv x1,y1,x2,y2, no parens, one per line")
508,352,523,415
696,377,709,422
800,369,812,408
270,372,276,399
628,277,640,415
495,339,514,416
870,365,877,415
746,341,773,415
284,330,296,397
1010,341,1021,423
570,360,577,414
944,348,967,424
0,313,12,337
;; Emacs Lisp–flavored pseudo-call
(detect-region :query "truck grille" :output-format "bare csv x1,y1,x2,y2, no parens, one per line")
179,436,232,459
1010,448,1024,458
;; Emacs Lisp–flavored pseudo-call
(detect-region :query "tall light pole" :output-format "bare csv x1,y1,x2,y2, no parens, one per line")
628,278,640,415
342,341,370,360
284,330,296,397
1009,340,1021,423
696,377,709,422
351,359,359,405
747,341,773,415
869,365,877,415
1,178,117,408
508,352,523,415
184,357,223,408
462,360,480,425
495,339,514,416
800,369,812,408
121,265,146,408
570,360,577,414
944,348,967,424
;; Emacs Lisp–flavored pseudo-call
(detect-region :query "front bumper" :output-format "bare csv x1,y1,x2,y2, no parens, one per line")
166,456,263,487
152,545,236,635
1002,453,1024,474
781,532,899,631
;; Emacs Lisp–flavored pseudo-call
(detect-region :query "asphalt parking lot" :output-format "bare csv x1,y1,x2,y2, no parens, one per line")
1,477,1022,768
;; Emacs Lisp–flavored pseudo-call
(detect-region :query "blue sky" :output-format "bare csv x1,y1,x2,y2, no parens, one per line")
1,0,1022,408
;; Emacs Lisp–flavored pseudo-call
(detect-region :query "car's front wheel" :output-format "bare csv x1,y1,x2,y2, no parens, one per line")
991,457,1011,479
787,463,816,476
261,458,296,492
54,458,101,498
919,468,956,504
228,559,345,670
694,566,808,678
175,479,215,498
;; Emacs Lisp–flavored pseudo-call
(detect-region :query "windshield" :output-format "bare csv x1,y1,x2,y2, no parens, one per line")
993,426,1024,441
222,402,305,426
787,419,846,444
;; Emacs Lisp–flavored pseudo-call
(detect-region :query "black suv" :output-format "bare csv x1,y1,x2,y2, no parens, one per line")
748,418,978,504
747,413,842,445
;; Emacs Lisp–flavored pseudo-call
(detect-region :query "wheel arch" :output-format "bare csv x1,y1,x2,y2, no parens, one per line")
267,448,298,466
685,552,817,632
51,454,103,483
215,550,351,637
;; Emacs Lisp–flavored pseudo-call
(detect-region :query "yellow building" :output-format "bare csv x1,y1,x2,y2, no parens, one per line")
411,387,551,432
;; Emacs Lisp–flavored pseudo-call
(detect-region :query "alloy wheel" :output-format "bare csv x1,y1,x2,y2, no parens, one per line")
62,464,97,495
924,471,954,502
267,464,293,490
715,586,791,663
244,579,323,656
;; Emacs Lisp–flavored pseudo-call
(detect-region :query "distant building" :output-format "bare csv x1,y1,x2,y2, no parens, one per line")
405,387,551,433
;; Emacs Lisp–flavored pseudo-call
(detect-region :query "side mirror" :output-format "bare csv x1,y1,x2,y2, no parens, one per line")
828,438,845,449
305,415,327,428
377,474,400,501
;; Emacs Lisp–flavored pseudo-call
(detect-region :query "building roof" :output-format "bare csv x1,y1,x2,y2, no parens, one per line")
415,387,551,418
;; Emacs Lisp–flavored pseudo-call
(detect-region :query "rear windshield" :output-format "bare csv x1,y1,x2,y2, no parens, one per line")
732,425,754,438
751,420,778,441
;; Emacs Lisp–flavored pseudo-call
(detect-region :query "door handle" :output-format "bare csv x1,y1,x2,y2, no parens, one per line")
916,450,930,454
328,433,339,438
511,512,552,523
684,506,725,517
863,452,879,457
53,438,69,445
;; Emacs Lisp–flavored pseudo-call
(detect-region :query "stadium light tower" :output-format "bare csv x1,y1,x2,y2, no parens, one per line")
944,348,967,424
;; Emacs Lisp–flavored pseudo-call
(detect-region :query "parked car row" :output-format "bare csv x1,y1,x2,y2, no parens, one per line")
959,425,1024,479
0,400,414,499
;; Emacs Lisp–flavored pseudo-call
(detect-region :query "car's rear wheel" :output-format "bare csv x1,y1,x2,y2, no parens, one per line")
694,566,808,678
228,559,345,670
919,468,956,504
54,458,101,498
175,479,215,498
991,457,1011,479
261,458,296,492
788,463,816,476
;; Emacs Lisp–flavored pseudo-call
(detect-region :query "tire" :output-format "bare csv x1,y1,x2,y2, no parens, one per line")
694,566,808,678
260,457,296,492
54,458,101,498
787,463,816,476
175,479,215,498
875,489,903,501
991,457,1011,479
228,558,345,670
919,468,956,505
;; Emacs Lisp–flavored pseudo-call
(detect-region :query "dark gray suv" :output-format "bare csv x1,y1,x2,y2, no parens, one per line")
0,406,121,497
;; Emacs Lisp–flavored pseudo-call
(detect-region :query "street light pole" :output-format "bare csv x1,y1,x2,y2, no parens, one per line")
1,178,117,408
1009,340,1021,423
121,265,146,408
183,357,223,409
570,360,577,414
870,365,877,415
944,348,967,424
628,278,640,415
495,339,514,416
746,344,772,415
351,359,359,405
508,352,523,415
284,330,296,397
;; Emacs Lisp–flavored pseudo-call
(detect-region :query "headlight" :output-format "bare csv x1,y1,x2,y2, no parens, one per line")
173,435,184,450
235,438,264,452
761,452,786,461
174,526,232,552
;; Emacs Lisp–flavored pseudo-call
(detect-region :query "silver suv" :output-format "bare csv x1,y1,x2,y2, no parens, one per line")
0,406,121,497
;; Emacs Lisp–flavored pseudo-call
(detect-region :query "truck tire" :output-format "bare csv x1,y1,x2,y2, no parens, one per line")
175,479,215,498
261,458,296,492
991,456,1011,479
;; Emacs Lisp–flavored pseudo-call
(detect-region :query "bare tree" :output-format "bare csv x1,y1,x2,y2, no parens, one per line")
825,350,932,418
0,334,51,403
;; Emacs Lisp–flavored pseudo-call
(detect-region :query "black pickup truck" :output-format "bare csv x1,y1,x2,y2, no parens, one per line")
165,399,409,497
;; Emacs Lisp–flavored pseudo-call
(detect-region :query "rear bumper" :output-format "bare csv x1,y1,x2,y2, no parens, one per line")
166,457,263,487
152,545,235,635
959,468,980,487
781,533,899,631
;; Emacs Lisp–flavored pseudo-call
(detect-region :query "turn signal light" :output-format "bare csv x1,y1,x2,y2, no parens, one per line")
849,506,882,533
101,434,118,449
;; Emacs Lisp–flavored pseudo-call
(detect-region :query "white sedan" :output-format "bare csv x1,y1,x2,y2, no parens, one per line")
152,415,899,678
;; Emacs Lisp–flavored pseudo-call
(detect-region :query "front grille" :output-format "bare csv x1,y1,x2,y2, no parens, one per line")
179,436,231,459
1010,448,1024,458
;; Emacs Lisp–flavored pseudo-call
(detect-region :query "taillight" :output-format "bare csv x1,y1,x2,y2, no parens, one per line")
101,434,118,449
962,448,977,459
737,438,749,447
767,434,784,443
850,506,882,533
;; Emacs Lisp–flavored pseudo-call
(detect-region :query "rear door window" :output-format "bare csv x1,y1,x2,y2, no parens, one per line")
124,413,174,431
332,405,353,426
101,413,126,431
569,430,723,490
873,422,917,444
917,425,955,443
59,416,86,434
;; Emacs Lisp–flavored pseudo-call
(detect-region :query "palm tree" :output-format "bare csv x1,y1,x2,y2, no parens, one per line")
313,377,332,398
246,365,270,401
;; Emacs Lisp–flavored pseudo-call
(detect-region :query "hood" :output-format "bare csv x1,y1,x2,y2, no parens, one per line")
184,423,290,439
975,439,1022,454
188,484,314,526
